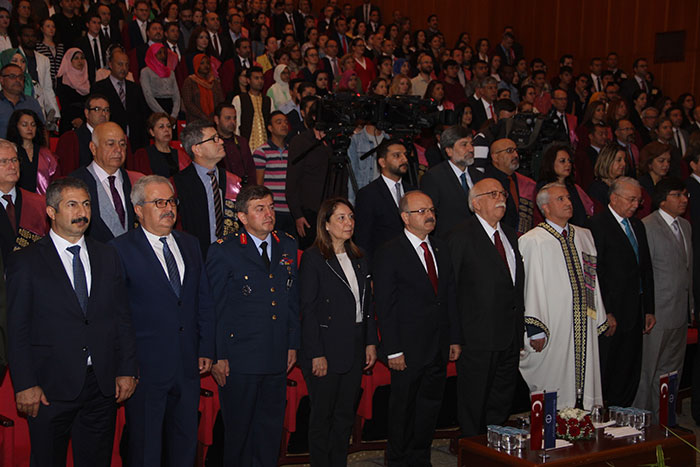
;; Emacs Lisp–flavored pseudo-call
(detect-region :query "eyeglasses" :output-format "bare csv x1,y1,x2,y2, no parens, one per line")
492,146,518,155
474,190,509,200
668,192,691,199
88,106,110,113
0,157,19,166
1,73,23,80
404,207,436,215
140,198,179,208
195,133,221,145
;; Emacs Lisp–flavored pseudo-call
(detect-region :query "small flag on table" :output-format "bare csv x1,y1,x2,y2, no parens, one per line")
530,391,544,450
659,373,669,426
544,391,557,449
668,371,678,426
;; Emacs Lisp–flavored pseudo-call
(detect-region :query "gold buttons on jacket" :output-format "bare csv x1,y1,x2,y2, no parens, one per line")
270,287,275,292
272,314,277,320
271,301,277,306
269,274,274,279
229,333,234,338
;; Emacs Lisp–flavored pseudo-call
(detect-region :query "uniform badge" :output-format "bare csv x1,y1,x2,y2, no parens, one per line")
272,231,280,243
242,285,252,296
216,238,224,244
240,232,247,245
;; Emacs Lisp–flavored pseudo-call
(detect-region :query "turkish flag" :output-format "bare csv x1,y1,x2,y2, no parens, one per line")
659,373,669,426
530,391,544,450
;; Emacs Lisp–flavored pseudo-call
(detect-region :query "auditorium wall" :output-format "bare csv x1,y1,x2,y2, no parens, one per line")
363,0,700,99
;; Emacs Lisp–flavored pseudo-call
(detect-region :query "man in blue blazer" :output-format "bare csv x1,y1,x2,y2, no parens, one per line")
207,185,300,467
110,175,215,467
7,176,137,466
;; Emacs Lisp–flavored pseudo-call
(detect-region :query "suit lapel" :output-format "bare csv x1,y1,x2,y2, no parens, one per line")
136,227,180,295
398,233,435,294
42,236,88,316
473,217,513,281
604,209,637,260
377,178,402,224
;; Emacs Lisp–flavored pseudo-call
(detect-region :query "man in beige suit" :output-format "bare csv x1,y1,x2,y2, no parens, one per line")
634,177,693,422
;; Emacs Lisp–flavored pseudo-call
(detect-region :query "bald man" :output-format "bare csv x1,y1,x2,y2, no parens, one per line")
71,122,139,242
482,139,536,235
448,178,525,437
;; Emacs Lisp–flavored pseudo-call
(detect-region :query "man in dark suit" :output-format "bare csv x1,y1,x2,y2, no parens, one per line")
469,77,498,131
128,20,164,80
589,177,655,407
574,123,609,191
127,0,151,50
207,185,300,467
374,190,461,465
274,0,304,43
91,50,148,149
173,120,231,258
421,126,483,238
97,4,122,46
7,177,137,465
79,11,110,83
621,58,652,102
0,140,48,263
448,177,525,437
685,150,700,423
355,139,412,260
71,122,136,243
111,175,215,467
354,0,380,24
55,94,111,175
204,12,230,61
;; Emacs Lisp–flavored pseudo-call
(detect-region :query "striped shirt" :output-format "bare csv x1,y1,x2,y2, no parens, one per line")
253,140,290,213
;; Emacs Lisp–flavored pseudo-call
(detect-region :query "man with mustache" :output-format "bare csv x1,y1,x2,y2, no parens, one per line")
484,138,537,235
0,139,49,263
7,176,137,465
447,178,524,437
518,183,608,410
355,139,413,261
374,190,461,465
420,125,483,238
71,122,139,243
207,185,300,467
110,175,215,466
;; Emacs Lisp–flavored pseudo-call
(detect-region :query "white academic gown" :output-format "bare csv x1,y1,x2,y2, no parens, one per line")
518,223,608,410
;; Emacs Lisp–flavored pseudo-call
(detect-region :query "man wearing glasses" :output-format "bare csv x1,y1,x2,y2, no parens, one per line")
374,190,461,465
484,138,537,235
56,94,112,175
110,175,215,466
174,120,242,257
447,178,525,437
71,122,139,243
0,63,44,139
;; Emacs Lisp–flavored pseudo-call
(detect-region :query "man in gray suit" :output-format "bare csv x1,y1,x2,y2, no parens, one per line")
633,177,693,421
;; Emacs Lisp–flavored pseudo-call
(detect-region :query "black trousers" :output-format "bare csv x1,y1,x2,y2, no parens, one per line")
387,352,447,467
28,366,117,467
599,318,643,407
457,338,519,438
302,325,364,467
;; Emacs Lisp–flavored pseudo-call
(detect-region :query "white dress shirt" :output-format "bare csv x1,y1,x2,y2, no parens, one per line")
250,232,272,260
448,160,475,189
381,174,403,207
89,161,126,214
0,186,16,209
87,32,103,68
141,227,185,283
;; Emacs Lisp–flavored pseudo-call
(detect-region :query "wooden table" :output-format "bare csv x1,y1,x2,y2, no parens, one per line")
458,425,697,466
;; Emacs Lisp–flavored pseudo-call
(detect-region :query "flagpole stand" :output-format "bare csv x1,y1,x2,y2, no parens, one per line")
538,448,550,461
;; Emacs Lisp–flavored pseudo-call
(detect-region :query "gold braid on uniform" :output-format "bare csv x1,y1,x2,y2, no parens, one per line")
538,222,587,401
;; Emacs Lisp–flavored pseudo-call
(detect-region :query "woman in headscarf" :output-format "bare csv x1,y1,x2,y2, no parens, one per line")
0,48,33,97
140,42,181,119
181,53,224,122
337,69,360,93
55,48,90,134
314,69,331,96
266,64,291,110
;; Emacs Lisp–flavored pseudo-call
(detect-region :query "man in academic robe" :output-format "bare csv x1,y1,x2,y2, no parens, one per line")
518,182,608,410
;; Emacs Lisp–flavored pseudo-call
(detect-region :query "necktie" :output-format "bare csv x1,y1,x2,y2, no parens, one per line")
597,76,602,92
671,219,683,245
107,175,126,227
212,33,220,55
93,37,101,68
117,80,126,108
67,245,88,314
159,237,181,296
340,35,347,54
260,240,271,270
489,103,495,119
208,170,224,238
460,172,469,194
621,218,639,262
172,44,178,57
140,22,147,42
394,182,402,206
562,228,568,239
331,57,339,76
493,231,510,274
509,175,519,209
103,26,109,39
2,194,16,233
560,112,568,135
674,129,685,154
419,242,438,294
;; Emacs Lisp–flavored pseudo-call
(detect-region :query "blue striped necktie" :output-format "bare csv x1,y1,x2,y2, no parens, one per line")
160,237,181,296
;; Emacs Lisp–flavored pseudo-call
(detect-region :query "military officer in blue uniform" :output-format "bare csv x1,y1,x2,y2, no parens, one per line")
207,185,300,467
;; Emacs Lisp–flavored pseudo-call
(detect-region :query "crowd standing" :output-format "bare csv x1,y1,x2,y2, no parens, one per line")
0,0,698,465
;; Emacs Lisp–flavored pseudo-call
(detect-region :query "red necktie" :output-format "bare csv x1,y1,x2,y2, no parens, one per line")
493,231,510,274
3,194,16,233
489,104,495,119
420,241,438,294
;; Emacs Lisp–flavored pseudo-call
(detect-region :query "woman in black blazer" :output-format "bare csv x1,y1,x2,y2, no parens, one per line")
299,197,378,467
